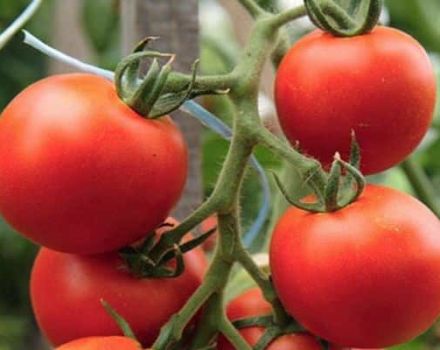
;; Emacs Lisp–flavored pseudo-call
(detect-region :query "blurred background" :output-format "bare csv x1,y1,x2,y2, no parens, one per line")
0,1,439,349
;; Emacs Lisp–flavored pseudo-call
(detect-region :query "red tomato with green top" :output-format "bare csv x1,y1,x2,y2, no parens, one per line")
0,73,187,254
270,184,440,348
56,337,141,350
275,26,436,174
31,219,207,347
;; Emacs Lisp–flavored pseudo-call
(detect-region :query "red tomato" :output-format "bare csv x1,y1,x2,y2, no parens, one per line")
56,336,141,350
31,221,207,347
0,73,187,254
270,184,440,348
275,27,436,175
226,288,272,320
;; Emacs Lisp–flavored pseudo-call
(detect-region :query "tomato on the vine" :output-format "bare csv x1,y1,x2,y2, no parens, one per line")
275,26,436,174
270,184,440,348
56,337,141,350
0,73,188,254
31,219,207,347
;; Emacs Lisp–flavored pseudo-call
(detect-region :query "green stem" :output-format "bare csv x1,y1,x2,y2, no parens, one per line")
401,157,440,217
152,275,216,350
235,247,291,326
219,316,252,350
151,194,220,260
238,0,267,18
267,5,308,30
153,110,257,350
270,32,291,68
256,127,327,188
188,294,223,349
165,71,238,95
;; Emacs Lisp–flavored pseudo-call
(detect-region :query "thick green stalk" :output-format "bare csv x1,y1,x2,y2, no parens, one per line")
267,5,308,29
235,247,291,326
238,0,267,18
151,5,316,349
165,71,239,95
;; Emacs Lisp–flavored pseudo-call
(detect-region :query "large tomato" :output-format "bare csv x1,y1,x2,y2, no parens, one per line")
0,73,187,254
275,26,436,175
31,220,207,347
270,184,440,348
56,337,141,350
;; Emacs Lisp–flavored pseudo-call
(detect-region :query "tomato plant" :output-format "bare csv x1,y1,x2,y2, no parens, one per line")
56,336,141,350
0,73,188,254
270,184,440,348
275,26,436,175
2,1,440,350
30,220,207,347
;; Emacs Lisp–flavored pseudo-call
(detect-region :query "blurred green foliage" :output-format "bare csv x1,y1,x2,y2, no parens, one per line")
0,1,439,350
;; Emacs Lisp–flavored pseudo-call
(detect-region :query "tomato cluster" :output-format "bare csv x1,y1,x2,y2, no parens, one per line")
270,25,440,349
0,8,439,350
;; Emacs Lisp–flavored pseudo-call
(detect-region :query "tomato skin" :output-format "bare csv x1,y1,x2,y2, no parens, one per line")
270,184,440,347
30,223,207,347
275,26,436,174
0,73,187,254
56,336,141,350
226,288,272,320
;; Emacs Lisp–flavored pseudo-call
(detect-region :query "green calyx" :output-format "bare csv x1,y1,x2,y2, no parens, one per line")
275,133,366,213
118,222,216,279
114,37,200,119
305,0,383,37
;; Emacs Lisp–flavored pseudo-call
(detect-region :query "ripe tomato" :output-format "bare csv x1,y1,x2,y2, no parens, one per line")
0,73,187,254
31,220,207,347
226,288,272,320
56,336,141,350
270,184,440,348
275,27,436,174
